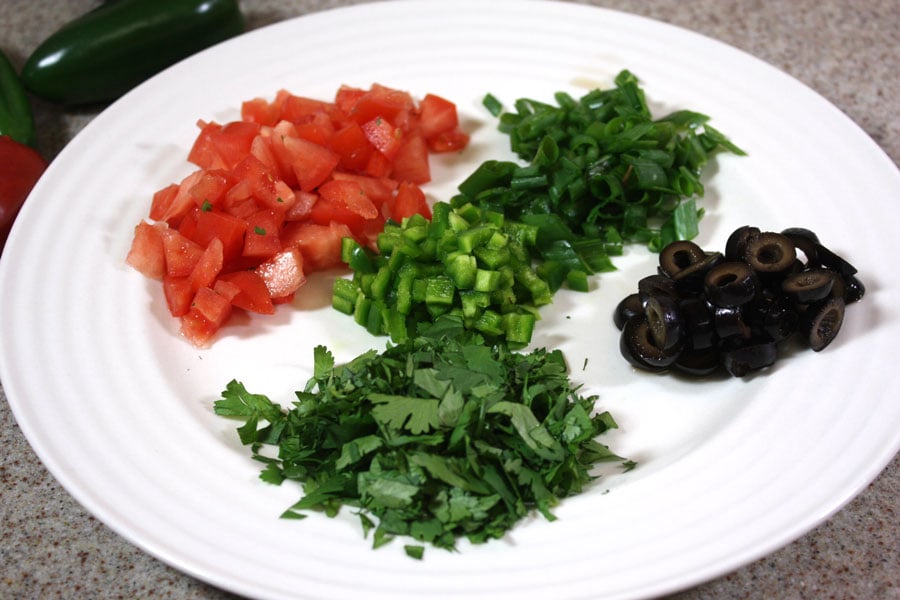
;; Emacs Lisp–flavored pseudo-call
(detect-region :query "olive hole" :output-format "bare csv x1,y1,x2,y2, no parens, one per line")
756,243,784,265
673,250,695,269
713,273,738,287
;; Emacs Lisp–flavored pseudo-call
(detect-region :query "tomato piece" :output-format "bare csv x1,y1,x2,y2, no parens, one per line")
364,150,392,178
389,181,431,222
241,97,280,126
192,209,247,263
188,237,224,291
230,154,286,209
331,172,397,208
255,247,306,298
330,122,374,172
250,134,287,183
242,209,284,258
334,85,365,115
347,84,415,126
418,94,459,139
181,286,233,347
217,270,275,314
282,221,354,271
390,132,430,184
362,116,403,160
149,183,178,221
126,221,166,280
222,179,260,220
188,169,235,210
427,127,471,153
212,278,241,302
294,111,336,146
321,178,379,219
284,190,317,221
187,121,226,169
160,170,205,226
158,224,204,277
281,136,340,192
280,94,331,124
163,275,193,317
212,121,262,169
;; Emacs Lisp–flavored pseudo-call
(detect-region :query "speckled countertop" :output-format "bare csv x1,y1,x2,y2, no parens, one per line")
1,1,898,599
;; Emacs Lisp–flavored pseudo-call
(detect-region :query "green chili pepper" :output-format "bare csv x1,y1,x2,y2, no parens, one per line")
22,0,244,105
0,49,36,147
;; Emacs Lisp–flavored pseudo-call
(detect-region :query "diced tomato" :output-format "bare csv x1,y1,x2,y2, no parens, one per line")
318,179,378,220
362,117,403,160
163,275,194,316
388,181,431,222
192,208,247,263
180,286,233,346
130,83,470,345
330,122,374,172
243,210,284,258
282,221,353,271
230,155,283,208
126,221,166,280
334,85,366,115
158,225,204,277
284,190,317,221
218,270,275,314
280,94,331,124
418,94,459,139
188,237,224,291
331,172,397,208
281,136,340,192
241,97,280,126
390,132,431,184
149,183,179,221
293,111,335,146
347,84,415,126
160,170,206,226
188,169,235,210
255,247,306,298
188,121,226,169
427,127,471,153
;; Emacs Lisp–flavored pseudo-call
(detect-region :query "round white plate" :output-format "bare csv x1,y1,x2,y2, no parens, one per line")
2,1,898,599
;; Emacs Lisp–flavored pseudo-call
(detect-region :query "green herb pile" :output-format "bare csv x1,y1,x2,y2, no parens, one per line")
215,317,631,558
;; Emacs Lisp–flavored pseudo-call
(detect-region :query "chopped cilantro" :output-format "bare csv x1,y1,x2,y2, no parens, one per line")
254,226,266,235
215,316,630,556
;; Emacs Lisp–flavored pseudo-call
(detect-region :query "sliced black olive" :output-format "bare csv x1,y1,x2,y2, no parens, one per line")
713,304,752,340
781,269,835,303
645,294,684,350
725,225,760,261
800,297,845,351
674,345,721,377
781,227,820,266
613,292,644,330
620,316,682,370
840,274,866,304
703,261,758,307
672,251,724,295
679,297,717,350
721,338,778,377
747,290,799,343
745,232,797,275
659,240,706,278
638,274,678,303
813,243,858,277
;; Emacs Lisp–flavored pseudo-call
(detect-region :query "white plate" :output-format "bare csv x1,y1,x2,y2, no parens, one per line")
1,1,898,599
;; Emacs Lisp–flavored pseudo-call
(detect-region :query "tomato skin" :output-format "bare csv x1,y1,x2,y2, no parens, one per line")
427,127,470,153
330,122,373,172
390,132,430,184
0,135,48,250
418,94,459,139
281,136,340,192
192,209,247,263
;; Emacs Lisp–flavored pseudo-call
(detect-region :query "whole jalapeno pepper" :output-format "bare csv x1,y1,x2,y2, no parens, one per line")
0,49,37,147
22,0,245,105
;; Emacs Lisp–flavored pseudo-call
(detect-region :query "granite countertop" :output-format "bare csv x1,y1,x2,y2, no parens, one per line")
1,1,897,598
